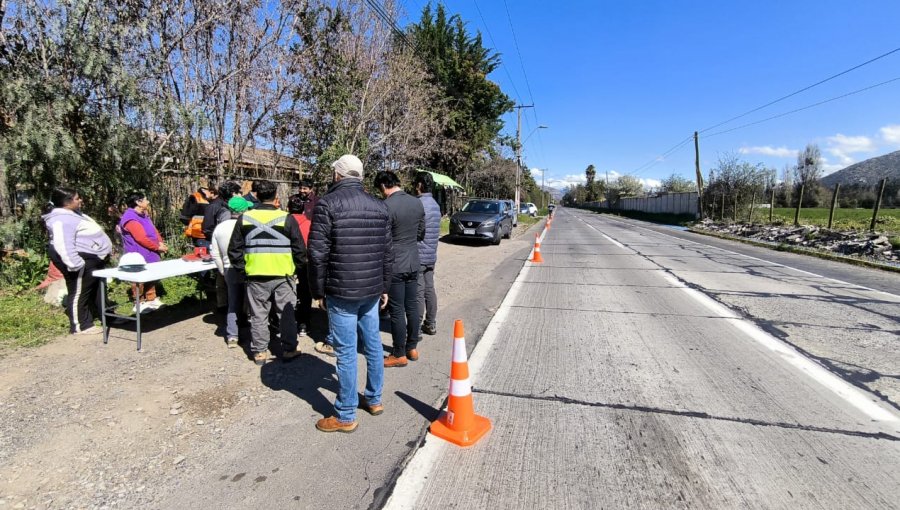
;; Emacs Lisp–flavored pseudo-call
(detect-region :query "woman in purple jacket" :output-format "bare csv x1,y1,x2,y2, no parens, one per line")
42,187,113,334
119,191,169,311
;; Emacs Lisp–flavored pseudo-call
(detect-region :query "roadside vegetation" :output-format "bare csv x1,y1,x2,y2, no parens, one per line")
517,213,542,228
0,253,206,355
767,208,900,234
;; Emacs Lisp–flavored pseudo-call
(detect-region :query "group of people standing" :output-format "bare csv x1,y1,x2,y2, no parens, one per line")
216,155,442,432
42,154,442,433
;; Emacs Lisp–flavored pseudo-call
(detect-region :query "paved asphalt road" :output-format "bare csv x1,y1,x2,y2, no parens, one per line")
385,207,900,509
151,222,536,510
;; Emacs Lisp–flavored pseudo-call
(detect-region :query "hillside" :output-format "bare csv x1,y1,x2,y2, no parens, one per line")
821,150,900,187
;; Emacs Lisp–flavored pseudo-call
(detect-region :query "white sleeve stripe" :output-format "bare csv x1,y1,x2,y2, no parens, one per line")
52,221,77,269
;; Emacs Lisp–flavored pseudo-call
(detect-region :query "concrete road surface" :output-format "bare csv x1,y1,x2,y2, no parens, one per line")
385,207,900,509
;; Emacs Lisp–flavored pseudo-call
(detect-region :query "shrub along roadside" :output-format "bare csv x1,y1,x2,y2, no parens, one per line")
0,274,206,355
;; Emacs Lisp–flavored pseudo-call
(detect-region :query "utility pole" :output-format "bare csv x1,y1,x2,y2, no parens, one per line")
694,131,704,219
514,104,534,215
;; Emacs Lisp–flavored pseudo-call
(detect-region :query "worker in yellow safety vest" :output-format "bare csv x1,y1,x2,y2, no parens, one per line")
227,179,307,366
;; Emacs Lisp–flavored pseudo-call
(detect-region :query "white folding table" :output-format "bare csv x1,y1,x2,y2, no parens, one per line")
93,258,216,351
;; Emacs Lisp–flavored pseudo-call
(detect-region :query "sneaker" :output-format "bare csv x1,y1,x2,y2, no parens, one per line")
282,349,302,362
421,324,437,336
384,355,408,368
226,337,239,349
406,349,419,361
298,323,308,337
315,416,358,433
253,351,268,366
360,398,384,416
74,326,103,335
314,341,335,357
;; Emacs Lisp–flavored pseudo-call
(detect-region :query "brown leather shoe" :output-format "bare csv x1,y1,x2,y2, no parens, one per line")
360,399,384,416
406,349,419,361
384,355,408,367
315,416,358,433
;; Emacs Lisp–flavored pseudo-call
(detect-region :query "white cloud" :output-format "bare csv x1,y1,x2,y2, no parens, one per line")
880,125,900,145
739,146,796,158
819,156,844,176
544,174,586,189
825,133,876,166
641,178,661,190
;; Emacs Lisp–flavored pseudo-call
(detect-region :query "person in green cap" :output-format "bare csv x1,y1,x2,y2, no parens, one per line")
210,195,254,348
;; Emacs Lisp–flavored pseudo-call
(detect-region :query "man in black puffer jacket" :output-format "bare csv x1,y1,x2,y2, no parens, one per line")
308,154,393,434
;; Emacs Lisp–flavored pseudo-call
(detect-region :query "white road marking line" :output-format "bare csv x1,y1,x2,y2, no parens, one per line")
578,211,900,300
384,248,535,510
573,214,626,248
661,272,899,423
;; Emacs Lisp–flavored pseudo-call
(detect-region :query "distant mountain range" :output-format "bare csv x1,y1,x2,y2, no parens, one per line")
541,186,563,200
821,150,900,187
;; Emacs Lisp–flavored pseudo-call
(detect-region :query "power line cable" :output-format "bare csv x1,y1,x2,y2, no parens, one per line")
706,75,900,138
472,0,524,107
364,0,417,54
500,0,545,156
700,45,900,134
630,135,694,176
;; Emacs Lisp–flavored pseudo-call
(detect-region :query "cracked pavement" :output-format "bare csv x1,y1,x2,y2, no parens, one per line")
386,207,900,509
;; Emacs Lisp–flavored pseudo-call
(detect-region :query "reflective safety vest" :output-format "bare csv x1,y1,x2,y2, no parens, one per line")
183,191,209,239
242,208,295,277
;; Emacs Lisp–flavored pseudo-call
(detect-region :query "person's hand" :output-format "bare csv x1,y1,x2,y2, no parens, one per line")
315,299,325,310
380,293,389,310
158,242,169,253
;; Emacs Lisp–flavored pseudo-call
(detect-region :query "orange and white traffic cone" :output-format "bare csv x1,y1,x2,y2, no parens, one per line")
546,217,552,230
530,233,544,263
430,320,492,447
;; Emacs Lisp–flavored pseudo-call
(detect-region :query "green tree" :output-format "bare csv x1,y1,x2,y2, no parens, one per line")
407,3,514,180
585,164,597,201
614,175,644,198
0,0,156,228
703,152,768,220
793,143,823,207
660,173,696,193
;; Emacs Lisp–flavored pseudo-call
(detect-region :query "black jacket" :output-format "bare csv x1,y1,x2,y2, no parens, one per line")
384,190,425,274
201,198,230,240
308,179,393,300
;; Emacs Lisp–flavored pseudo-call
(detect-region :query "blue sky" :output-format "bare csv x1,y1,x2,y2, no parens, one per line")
398,0,900,190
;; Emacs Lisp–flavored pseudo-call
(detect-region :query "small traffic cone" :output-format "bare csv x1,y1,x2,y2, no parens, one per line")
546,217,552,230
430,320,492,447
530,233,544,263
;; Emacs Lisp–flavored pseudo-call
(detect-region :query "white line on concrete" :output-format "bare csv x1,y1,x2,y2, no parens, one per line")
660,272,899,423
580,211,900,300
383,245,535,510
573,214,626,248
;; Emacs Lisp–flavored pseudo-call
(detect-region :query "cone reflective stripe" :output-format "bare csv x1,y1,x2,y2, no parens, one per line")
530,233,544,263
429,320,492,447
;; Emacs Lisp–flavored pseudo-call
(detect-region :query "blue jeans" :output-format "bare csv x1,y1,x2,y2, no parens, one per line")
327,295,384,422
223,268,245,338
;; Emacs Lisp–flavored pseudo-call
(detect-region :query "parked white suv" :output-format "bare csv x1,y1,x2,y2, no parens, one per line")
519,202,538,217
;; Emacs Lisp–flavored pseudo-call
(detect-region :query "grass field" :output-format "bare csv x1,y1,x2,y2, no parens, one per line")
0,274,204,354
756,207,900,232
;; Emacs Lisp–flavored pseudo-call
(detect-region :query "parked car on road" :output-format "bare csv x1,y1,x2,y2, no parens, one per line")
520,202,538,217
502,199,517,227
450,199,514,245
